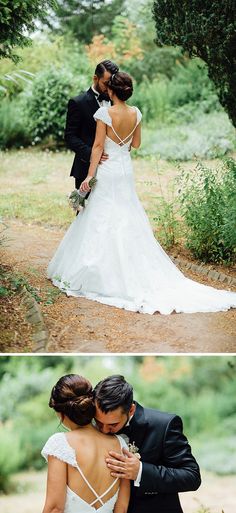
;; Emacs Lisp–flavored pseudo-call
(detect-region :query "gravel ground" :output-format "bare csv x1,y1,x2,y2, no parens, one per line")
1,220,235,353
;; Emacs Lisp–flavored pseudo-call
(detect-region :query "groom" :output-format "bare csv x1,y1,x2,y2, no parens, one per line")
94,375,201,513
65,59,119,190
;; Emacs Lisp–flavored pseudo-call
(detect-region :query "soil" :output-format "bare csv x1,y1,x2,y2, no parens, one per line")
1,219,235,353
0,470,235,513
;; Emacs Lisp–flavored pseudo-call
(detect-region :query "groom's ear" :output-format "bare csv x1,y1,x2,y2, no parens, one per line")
129,403,136,417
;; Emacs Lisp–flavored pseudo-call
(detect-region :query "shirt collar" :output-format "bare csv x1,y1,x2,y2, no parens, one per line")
126,414,134,427
91,85,99,97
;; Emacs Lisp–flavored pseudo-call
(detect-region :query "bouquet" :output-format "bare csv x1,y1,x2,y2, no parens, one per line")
68,177,97,211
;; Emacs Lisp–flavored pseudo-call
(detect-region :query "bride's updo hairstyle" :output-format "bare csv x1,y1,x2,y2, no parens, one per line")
107,71,133,101
49,374,95,426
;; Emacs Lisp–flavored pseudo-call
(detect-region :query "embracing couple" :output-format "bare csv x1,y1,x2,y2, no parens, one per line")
47,59,236,315
42,373,201,513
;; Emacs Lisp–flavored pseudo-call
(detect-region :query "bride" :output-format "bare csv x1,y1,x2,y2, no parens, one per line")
41,374,130,513
47,71,236,315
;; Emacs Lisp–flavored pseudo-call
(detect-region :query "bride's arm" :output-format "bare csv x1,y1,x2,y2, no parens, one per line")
130,123,141,149
80,120,107,193
42,456,67,513
113,478,130,513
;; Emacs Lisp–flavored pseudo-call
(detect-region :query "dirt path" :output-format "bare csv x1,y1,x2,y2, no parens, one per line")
0,470,235,513
3,220,236,353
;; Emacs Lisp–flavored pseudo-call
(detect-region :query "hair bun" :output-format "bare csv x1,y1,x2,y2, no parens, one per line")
49,374,95,426
108,71,133,101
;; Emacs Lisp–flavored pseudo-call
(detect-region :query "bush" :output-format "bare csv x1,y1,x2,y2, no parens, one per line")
0,98,31,149
27,67,74,146
132,78,171,123
0,425,23,492
135,111,235,161
169,59,218,109
178,158,236,264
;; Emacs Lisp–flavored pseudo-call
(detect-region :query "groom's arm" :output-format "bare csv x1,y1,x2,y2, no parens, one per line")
139,415,201,494
65,99,92,162
107,415,201,494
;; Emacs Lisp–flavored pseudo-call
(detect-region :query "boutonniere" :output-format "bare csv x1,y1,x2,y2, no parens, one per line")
128,441,141,459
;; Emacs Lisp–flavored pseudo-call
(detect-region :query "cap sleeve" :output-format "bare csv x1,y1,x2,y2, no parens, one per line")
135,107,142,124
41,433,77,467
93,107,112,126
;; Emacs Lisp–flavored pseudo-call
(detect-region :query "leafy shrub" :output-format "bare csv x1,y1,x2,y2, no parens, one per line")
135,111,235,161
178,158,236,264
132,78,171,123
27,67,74,146
0,98,31,149
195,436,236,475
0,425,23,492
169,59,218,108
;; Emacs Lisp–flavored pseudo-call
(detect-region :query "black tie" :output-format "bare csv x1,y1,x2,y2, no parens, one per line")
96,92,108,102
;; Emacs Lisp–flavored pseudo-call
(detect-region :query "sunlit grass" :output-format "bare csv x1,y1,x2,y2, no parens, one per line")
0,191,73,228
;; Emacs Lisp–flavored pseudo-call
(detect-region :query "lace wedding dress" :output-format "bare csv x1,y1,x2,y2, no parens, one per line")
42,432,127,513
47,106,236,314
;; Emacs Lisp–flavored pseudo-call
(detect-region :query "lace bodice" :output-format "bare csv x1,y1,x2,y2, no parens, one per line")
94,106,142,152
42,432,128,513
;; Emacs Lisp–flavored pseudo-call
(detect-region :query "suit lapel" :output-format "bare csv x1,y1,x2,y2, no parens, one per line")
129,402,148,451
85,87,100,118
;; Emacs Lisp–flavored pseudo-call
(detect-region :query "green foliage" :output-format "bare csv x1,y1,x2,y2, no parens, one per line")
153,0,236,127
151,171,181,249
132,59,219,124
0,266,42,302
0,0,57,62
0,98,31,149
135,112,235,161
48,0,125,44
0,425,23,492
178,158,236,264
27,67,74,145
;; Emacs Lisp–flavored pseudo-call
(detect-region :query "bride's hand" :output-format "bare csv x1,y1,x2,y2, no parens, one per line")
80,178,91,193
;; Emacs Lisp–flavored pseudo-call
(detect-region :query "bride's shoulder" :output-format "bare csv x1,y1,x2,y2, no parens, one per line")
133,106,142,122
93,106,111,125
41,432,67,461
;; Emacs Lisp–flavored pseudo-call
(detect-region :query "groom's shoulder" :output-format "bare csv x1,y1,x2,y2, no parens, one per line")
142,404,178,425
70,89,90,105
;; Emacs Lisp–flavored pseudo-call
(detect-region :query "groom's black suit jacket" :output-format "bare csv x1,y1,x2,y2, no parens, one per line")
64,88,99,187
122,402,201,513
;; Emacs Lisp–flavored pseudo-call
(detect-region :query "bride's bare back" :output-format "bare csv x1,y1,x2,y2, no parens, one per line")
107,105,139,146
66,427,121,508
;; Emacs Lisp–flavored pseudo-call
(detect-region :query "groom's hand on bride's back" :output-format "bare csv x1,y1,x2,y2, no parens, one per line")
106,448,140,480
99,151,109,164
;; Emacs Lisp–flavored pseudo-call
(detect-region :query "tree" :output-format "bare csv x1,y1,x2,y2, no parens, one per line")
0,0,57,62
47,0,126,44
152,1,236,127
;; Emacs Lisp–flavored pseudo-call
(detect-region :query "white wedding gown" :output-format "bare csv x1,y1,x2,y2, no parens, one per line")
42,432,127,513
47,106,236,315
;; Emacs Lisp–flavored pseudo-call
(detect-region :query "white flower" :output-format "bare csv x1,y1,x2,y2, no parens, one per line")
128,442,141,459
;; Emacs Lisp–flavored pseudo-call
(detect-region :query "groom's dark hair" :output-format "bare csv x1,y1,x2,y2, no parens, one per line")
94,375,133,413
95,60,119,78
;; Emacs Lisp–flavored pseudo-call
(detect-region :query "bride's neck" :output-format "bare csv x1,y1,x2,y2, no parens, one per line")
62,417,93,431
112,97,126,107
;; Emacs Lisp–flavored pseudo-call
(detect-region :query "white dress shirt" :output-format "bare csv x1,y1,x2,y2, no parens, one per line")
125,415,142,487
91,85,110,108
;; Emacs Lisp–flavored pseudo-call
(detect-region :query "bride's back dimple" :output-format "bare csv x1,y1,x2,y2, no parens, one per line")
66,430,121,509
